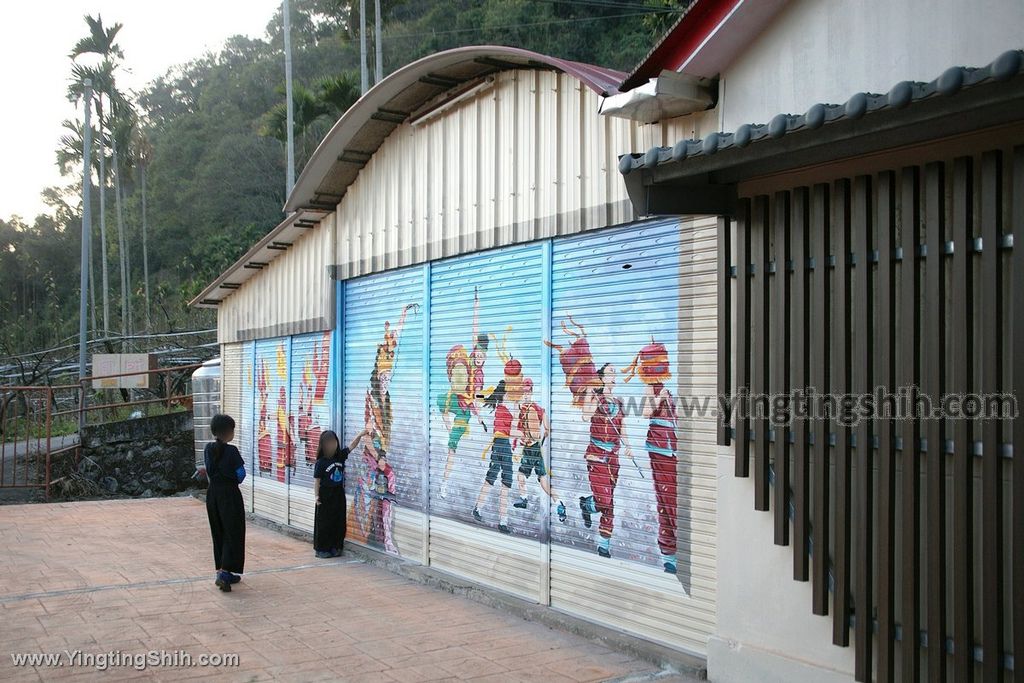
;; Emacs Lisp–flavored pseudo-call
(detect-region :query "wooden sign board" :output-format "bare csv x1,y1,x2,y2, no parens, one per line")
92,354,156,389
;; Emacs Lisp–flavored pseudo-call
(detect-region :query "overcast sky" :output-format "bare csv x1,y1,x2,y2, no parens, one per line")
0,0,283,221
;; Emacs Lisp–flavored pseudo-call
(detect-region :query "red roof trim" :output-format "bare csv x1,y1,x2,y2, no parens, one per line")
620,0,740,91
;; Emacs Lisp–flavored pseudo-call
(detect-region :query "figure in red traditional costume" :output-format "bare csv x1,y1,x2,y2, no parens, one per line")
623,339,679,574
256,359,271,473
547,315,635,559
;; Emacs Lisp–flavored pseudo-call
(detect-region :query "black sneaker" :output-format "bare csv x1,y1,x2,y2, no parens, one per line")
315,550,332,559
227,573,242,584
598,546,611,559
215,571,233,592
497,523,511,534
513,497,528,509
579,497,592,528
472,507,483,522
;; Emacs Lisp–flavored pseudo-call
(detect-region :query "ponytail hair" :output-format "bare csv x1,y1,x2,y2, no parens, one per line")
209,414,235,465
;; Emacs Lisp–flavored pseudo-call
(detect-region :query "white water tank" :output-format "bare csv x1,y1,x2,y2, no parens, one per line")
190,358,221,469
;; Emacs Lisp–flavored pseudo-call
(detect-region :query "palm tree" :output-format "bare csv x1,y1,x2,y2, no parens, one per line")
69,15,125,338
55,118,101,334
109,101,138,343
259,72,360,166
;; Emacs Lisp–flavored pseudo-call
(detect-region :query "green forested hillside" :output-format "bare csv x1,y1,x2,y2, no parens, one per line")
1,0,686,359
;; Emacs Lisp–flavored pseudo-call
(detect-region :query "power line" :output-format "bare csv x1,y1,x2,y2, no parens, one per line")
382,9,681,41
533,0,680,13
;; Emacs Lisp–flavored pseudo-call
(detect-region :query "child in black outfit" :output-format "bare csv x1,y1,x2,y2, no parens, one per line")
203,414,246,592
313,428,370,558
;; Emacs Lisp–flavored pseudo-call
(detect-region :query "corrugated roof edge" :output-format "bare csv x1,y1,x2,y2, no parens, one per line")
283,45,625,214
188,209,329,309
619,49,1024,176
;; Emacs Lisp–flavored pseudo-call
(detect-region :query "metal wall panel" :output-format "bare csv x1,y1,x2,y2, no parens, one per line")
547,218,717,655
428,243,546,601
252,337,290,524
219,344,250,512
343,268,426,557
288,332,334,532
218,213,335,343
240,343,255,511
333,71,655,280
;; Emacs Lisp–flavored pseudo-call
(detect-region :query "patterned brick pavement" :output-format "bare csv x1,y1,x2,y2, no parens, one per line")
0,497,693,682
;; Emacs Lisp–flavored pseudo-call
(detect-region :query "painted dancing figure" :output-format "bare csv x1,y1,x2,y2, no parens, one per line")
473,379,516,534
355,303,417,553
623,340,679,574
512,378,567,523
578,363,632,558
440,287,490,499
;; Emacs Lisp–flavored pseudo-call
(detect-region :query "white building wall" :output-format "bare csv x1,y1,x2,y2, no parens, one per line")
719,0,1024,132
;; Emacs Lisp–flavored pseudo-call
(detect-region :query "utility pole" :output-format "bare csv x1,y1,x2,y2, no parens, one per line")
79,79,94,406
283,0,296,197
374,0,383,84
141,163,150,331
360,0,369,94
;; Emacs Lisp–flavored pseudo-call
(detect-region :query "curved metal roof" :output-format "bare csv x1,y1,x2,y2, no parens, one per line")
284,45,625,213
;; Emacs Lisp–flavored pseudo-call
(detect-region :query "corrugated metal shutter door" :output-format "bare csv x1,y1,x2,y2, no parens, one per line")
547,218,717,655
240,342,255,511
289,332,334,532
428,243,546,602
343,268,427,560
220,348,243,511
252,337,290,524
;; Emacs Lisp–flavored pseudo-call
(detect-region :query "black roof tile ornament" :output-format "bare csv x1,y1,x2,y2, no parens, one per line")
620,49,1024,175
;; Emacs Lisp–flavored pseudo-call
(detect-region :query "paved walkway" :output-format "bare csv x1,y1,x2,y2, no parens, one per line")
0,497,689,682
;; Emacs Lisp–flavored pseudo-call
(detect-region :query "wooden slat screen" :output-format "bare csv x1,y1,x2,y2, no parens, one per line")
716,141,1021,682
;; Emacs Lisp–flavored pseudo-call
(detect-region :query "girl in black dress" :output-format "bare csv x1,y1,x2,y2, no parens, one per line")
314,429,370,558
203,414,246,592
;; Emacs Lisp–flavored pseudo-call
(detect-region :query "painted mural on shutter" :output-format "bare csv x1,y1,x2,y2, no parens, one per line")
546,218,716,655
428,242,547,601
240,342,255,511
343,268,425,559
289,331,334,532
253,337,290,524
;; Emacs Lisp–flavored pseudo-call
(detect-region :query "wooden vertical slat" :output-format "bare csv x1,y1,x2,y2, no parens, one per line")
736,200,752,478
791,187,811,581
752,196,771,511
832,178,853,648
773,191,792,544
852,175,874,681
811,183,832,616
718,216,733,447
1012,144,1024,683
979,150,1004,683
900,166,922,682
950,156,975,683
923,161,947,681
875,171,897,683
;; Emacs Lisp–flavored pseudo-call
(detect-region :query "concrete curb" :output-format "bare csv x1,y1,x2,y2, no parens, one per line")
196,493,707,680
